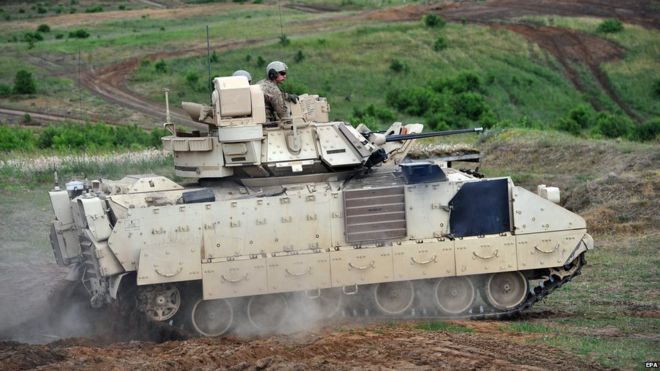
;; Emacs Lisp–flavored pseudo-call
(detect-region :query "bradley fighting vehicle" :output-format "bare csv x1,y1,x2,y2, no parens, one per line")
48,75,593,336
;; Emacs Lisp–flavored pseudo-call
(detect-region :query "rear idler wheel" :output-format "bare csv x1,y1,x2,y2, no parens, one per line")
434,276,476,315
247,294,288,331
484,271,528,311
190,298,234,337
373,281,415,315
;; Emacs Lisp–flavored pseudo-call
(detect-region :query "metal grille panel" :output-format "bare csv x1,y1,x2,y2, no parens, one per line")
344,186,407,243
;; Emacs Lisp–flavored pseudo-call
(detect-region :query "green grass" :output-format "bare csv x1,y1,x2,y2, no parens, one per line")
129,21,589,127
514,16,660,119
416,321,474,333
497,234,660,369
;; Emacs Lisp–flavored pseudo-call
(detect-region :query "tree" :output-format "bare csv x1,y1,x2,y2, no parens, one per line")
14,70,36,94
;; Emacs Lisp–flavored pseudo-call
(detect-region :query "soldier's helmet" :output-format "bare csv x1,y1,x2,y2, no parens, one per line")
266,61,288,80
232,70,252,84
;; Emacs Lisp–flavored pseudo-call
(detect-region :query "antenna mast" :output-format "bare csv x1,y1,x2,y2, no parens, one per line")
206,25,212,104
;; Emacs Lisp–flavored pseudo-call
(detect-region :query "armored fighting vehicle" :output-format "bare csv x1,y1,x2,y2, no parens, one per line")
48,75,593,336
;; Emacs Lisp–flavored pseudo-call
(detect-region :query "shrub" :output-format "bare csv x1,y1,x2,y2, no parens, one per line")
37,24,50,33
351,104,396,127
389,59,407,73
256,56,266,67
14,70,36,94
0,84,12,97
185,70,200,87
294,50,305,63
632,118,659,141
433,36,448,51
422,14,445,28
279,34,290,46
210,50,219,63
245,54,252,62
140,59,151,67
36,123,166,151
432,71,482,94
85,5,104,13
23,113,32,123
653,79,660,98
595,112,633,138
69,29,90,39
37,6,47,14
597,19,623,33
55,34,64,39
154,59,167,73
24,32,44,42
451,92,486,120
0,126,36,152
280,81,308,95
118,5,126,10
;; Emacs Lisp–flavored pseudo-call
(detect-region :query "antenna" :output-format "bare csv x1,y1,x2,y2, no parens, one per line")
78,47,82,121
278,1,284,59
206,25,212,104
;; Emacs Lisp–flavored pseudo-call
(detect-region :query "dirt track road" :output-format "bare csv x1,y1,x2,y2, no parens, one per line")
2,322,599,371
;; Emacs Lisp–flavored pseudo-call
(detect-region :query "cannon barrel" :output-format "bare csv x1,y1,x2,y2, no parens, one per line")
384,127,483,142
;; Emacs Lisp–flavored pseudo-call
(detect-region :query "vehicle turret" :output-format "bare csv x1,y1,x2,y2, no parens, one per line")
164,75,481,181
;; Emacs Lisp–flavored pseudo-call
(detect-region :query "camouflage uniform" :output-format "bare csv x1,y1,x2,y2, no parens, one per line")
258,79,291,126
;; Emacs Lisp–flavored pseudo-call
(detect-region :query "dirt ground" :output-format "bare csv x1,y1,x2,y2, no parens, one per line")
1,322,601,371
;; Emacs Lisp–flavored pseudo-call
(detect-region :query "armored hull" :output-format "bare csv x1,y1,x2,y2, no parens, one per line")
49,162,592,336
47,75,592,336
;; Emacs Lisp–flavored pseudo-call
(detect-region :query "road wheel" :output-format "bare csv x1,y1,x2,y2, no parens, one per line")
373,281,415,315
247,294,288,331
190,298,234,336
484,271,528,311
434,277,476,315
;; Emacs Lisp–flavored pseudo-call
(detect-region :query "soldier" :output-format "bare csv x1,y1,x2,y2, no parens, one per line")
232,69,252,84
258,61,298,126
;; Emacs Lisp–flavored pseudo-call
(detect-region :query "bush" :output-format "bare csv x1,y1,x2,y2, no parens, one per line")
37,24,50,33
294,50,305,63
422,14,445,28
433,36,448,51
597,19,623,33
389,59,407,73
210,50,219,63
24,32,44,43
23,113,32,123
35,123,167,151
653,79,660,98
279,34,290,46
118,5,126,10
185,70,200,87
595,112,633,138
85,5,104,13
432,71,482,94
451,92,486,121
14,70,36,94
557,104,594,134
154,59,167,73
351,104,396,127
632,118,659,141
0,126,36,152
55,34,64,39
0,84,12,97
256,56,266,67
68,29,90,39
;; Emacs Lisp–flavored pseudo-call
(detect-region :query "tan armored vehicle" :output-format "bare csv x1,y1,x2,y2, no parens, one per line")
48,75,593,336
